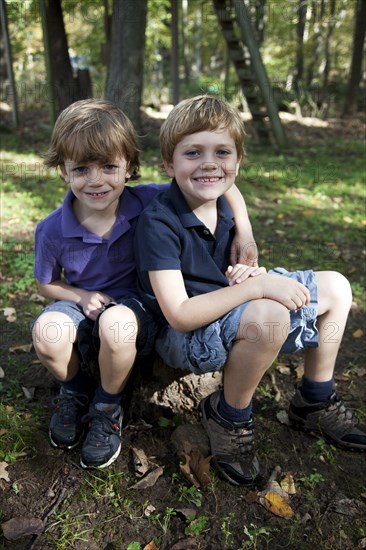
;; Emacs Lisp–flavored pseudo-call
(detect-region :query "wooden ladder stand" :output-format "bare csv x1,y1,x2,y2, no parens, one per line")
213,0,288,149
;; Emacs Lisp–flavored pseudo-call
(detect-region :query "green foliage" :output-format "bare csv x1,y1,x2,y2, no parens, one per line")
0,403,36,463
185,515,209,537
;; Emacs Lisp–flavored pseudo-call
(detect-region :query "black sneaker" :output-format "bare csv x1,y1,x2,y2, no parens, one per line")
289,389,366,451
49,388,89,450
199,391,260,486
80,403,123,469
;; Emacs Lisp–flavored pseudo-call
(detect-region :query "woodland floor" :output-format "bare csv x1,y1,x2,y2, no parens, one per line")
0,108,365,550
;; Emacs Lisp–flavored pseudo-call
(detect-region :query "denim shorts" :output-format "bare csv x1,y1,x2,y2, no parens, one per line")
31,297,158,363
155,268,319,375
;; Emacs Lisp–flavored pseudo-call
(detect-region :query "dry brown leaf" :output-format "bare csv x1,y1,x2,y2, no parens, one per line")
9,343,33,353
295,364,304,379
29,293,46,303
0,461,10,482
353,328,364,339
280,474,296,495
131,447,150,478
3,307,16,322
259,492,295,518
22,386,35,400
180,450,212,488
1,517,44,540
130,466,164,489
356,368,366,377
143,541,159,550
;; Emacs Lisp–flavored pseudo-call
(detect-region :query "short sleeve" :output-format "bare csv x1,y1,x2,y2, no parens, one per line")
34,223,62,284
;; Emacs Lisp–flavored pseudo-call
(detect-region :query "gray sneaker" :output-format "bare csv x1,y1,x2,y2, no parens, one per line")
199,391,260,486
289,389,366,451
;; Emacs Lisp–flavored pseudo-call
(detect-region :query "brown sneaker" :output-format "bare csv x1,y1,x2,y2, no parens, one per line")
199,391,260,486
289,390,366,451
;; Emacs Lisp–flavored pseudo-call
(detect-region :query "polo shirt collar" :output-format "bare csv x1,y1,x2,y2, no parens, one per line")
61,187,141,244
167,178,234,229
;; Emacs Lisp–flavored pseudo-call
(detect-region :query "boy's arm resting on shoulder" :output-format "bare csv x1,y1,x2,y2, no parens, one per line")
37,280,113,321
224,185,258,267
148,270,310,333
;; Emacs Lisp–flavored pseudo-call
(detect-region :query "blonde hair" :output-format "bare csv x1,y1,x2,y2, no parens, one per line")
160,95,245,163
44,99,140,180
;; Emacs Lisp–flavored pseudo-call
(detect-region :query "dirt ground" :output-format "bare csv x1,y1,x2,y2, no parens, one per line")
1,111,366,549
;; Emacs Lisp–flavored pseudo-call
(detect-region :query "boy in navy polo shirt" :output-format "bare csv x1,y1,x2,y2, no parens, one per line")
135,95,366,485
32,98,257,469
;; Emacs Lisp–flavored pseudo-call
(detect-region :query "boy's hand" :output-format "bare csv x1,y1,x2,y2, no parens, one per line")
260,274,310,311
230,238,259,267
226,264,267,286
79,291,113,320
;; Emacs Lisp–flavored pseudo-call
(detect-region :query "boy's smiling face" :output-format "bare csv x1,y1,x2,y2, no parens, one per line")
61,157,130,215
163,127,240,210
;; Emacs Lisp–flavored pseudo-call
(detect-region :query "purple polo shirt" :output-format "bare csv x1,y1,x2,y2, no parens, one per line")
34,184,167,300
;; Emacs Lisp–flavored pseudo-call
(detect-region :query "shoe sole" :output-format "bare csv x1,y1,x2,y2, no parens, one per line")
80,442,121,469
49,430,83,450
289,415,366,452
199,401,260,486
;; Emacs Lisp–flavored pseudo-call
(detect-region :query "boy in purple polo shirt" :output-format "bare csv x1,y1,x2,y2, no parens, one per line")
135,95,366,486
32,98,257,469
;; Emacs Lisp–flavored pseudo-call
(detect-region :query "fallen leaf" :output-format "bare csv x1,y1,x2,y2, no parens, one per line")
131,447,150,478
180,450,212,488
22,387,35,400
9,343,33,353
29,293,46,303
130,466,164,489
143,541,159,550
144,504,156,517
3,307,16,322
0,461,10,482
0,367,4,378
175,508,197,520
352,328,364,339
1,517,44,540
276,365,291,375
295,364,304,379
276,410,290,426
259,491,295,518
343,216,353,224
356,368,366,377
280,474,296,495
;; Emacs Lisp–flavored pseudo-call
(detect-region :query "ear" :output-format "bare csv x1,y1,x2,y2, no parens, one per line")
163,160,175,178
59,165,70,183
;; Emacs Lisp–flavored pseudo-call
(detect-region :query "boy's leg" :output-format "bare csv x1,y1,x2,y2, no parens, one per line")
80,304,139,469
289,271,366,450
200,299,290,485
32,304,90,449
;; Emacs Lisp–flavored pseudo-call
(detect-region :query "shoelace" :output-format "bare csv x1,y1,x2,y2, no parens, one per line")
82,409,120,444
325,395,357,426
52,393,88,424
232,423,255,458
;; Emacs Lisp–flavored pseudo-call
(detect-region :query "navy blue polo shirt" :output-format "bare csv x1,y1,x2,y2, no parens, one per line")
34,184,167,300
135,179,236,322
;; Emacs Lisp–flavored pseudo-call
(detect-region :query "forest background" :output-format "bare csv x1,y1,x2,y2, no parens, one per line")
0,1,366,549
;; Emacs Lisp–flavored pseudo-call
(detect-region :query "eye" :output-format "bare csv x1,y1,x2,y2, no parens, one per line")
103,164,117,172
72,166,87,175
216,149,231,157
184,150,200,158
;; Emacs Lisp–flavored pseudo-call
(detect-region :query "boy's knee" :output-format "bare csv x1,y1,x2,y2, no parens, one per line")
318,271,352,310
32,311,76,353
98,305,138,348
238,299,289,347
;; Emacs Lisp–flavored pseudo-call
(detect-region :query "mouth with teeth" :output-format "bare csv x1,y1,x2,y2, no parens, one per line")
86,191,109,199
194,176,223,187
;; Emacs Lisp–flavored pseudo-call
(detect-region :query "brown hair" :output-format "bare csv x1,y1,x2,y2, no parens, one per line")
44,99,140,180
160,95,245,163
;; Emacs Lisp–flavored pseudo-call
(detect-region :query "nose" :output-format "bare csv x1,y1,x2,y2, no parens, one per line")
199,160,221,173
85,166,102,185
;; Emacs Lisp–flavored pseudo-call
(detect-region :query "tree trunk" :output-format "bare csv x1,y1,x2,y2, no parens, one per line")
294,0,307,93
320,0,336,110
0,0,19,128
41,0,80,114
170,0,180,104
306,0,325,88
105,0,147,132
343,0,366,115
